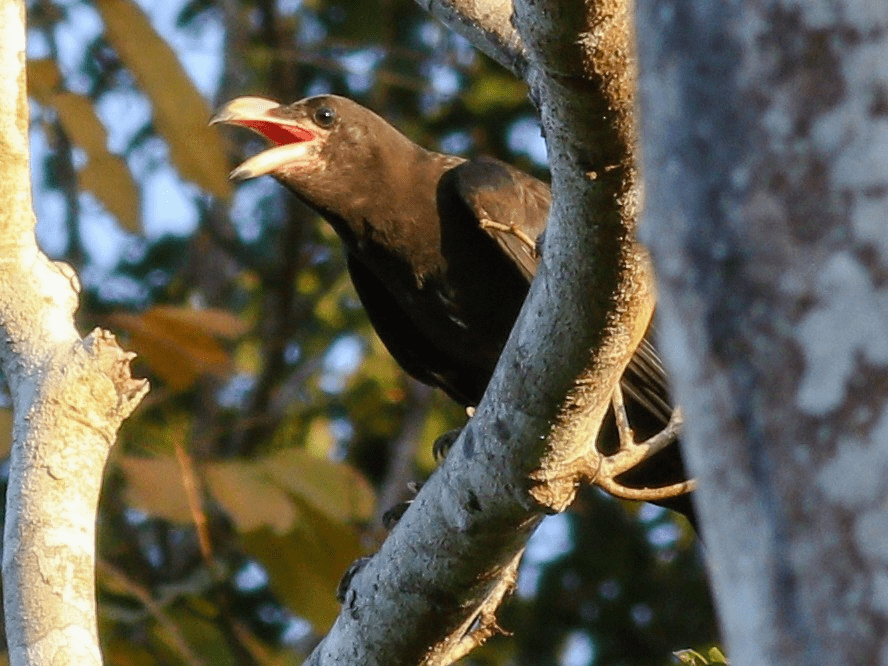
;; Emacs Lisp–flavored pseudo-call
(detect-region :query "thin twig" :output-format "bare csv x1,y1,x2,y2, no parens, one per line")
424,550,522,665
479,217,539,255
173,441,213,563
98,559,206,666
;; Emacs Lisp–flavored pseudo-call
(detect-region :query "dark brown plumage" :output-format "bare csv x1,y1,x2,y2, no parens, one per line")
211,95,693,523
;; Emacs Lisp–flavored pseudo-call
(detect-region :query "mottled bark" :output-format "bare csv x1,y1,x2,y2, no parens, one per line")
0,2,148,664
637,1,888,664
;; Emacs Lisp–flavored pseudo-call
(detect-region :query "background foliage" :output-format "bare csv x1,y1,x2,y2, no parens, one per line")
3,0,718,663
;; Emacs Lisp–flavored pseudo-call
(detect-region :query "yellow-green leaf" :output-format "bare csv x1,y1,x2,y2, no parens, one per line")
78,155,141,232
119,456,192,523
464,73,528,113
264,448,376,523
242,495,364,629
52,91,141,231
93,0,232,198
204,461,297,535
200,455,368,629
303,417,335,458
0,408,12,459
26,59,62,100
51,92,108,153
148,304,250,339
27,73,142,232
107,306,243,390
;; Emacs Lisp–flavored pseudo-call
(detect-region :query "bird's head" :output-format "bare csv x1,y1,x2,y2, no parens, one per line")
211,94,450,246
210,95,362,181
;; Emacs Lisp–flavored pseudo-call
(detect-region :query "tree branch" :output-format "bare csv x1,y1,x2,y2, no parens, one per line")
413,0,528,76
306,0,652,663
0,2,148,663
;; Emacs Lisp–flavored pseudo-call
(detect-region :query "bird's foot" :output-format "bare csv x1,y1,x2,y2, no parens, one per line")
381,502,409,530
433,427,462,460
380,481,422,530
336,555,372,604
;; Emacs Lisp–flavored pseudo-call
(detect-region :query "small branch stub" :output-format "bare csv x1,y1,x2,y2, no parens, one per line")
422,550,522,665
82,328,150,421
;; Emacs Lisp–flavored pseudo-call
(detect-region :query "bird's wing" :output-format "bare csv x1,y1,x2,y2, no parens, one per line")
449,157,550,281
449,156,675,420
345,252,485,406
619,336,674,427
451,157,674,422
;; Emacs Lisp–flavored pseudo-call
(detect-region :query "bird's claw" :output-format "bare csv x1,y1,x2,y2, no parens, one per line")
380,481,423,529
382,501,411,529
594,386,695,501
336,555,372,604
433,428,462,460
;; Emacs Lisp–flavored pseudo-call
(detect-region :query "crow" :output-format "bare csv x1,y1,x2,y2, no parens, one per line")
211,95,692,522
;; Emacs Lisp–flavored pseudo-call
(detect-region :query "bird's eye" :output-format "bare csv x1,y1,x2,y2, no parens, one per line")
313,106,336,128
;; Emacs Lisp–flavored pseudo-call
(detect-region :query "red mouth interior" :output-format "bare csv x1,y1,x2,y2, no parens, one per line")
239,120,314,146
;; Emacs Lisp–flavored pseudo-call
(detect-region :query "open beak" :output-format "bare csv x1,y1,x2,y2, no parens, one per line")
210,97,318,180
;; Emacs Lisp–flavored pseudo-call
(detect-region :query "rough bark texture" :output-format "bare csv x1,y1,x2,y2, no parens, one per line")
306,0,651,663
636,0,888,664
0,2,148,663
512,0,653,509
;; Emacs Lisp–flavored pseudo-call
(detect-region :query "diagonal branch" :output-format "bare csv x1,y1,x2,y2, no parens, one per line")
305,0,652,663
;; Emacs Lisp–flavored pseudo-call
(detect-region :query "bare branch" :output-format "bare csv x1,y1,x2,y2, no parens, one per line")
174,441,214,562
305,0,653,662
98,560,206,666
424,550,521,665
413,0,528,76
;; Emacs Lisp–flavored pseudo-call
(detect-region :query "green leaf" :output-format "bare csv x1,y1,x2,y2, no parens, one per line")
119,456,192,523
672,647,729,665
0,408,12,459
708,647,729,664
28,61,142,232
107,306,244,390
463,74,528,114
263,447,376,523
242,494,364,629
202,451,371,628
205,460,298,534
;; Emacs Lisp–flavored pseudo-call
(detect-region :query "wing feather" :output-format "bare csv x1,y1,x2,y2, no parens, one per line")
450,157,549,281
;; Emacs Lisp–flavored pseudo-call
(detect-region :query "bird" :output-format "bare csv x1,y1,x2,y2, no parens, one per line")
211,94,693,523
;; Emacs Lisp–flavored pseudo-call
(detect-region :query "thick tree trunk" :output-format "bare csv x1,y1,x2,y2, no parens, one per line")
636,1,888,664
